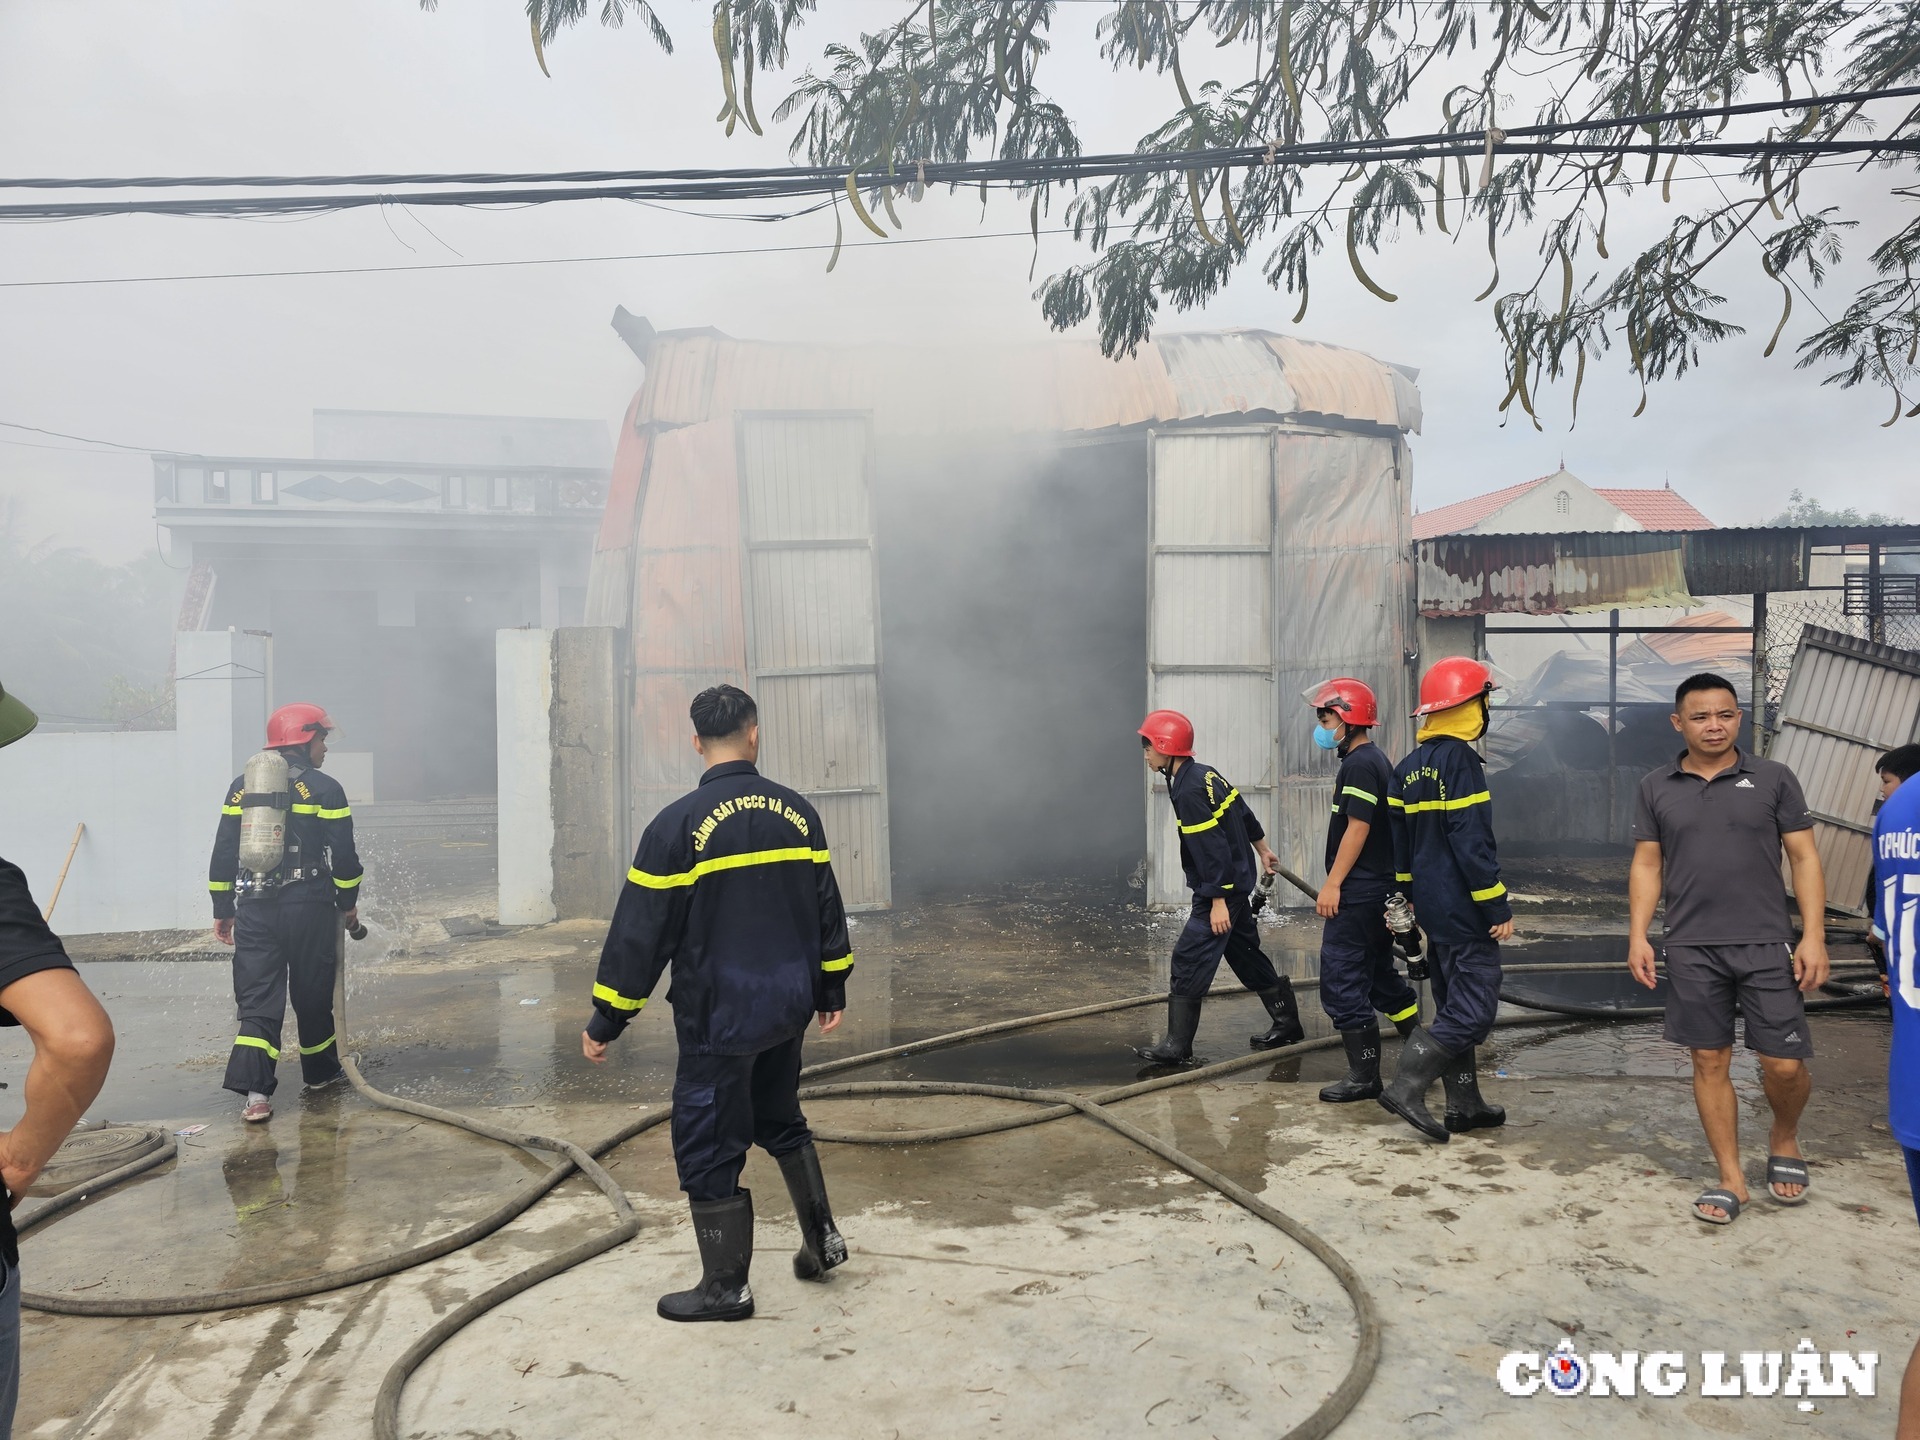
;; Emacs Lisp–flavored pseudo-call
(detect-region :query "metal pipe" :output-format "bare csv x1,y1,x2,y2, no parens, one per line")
1606,608,1619,841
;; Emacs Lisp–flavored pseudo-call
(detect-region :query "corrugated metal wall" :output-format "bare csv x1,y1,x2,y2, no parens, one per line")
1771,626,1920,915
1146,430,1277,908
737,413,893,910
1144,425,1411,907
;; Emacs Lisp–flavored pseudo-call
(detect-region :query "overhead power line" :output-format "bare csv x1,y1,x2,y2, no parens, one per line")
0,85,1912,221
1,81,1914,192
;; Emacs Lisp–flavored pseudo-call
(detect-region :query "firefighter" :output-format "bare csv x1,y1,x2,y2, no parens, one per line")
1380,658,1513,1142
1136,709,1304,1065
1305,678,1423,1102
209,703,362,1123
583,684,852,1323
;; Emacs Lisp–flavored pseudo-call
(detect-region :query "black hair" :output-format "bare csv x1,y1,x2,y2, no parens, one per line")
691,684,758,740
1879,743,1920,784
1673,672,1740,711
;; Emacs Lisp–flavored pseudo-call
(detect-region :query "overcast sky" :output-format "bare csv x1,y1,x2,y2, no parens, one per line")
0,1,1911,565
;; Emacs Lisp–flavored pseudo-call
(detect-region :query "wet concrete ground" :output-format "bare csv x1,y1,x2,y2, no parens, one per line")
7,888,1914,1438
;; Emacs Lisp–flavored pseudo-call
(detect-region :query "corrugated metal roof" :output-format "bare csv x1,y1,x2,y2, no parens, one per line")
1418,526,1920,615
625,324,1419,439
1419,532,1697,615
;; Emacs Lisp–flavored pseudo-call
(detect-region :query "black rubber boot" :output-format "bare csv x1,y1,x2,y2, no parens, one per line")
1249,980,1306,1051
1377,1027,1456,1142
1441,1047,1507,1133
657,1190,755,1322
1390,1007,1421,1039
1318,1025,1383,1103
1135,995,1203,1064
777,1143,848,1282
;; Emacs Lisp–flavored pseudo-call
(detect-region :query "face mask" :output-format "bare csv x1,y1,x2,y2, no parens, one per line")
1312,725,1341,751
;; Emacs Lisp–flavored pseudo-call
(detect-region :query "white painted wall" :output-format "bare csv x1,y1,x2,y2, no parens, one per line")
0,630,269,935
496,629,557,927
1474,471,1637,534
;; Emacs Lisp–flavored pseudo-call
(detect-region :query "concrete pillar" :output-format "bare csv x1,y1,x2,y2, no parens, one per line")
552,628,623,921
173,629,272,929
497,629,558,926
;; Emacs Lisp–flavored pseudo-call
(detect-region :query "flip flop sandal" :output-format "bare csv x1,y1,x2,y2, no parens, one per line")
1691,1188,1743,1225
1767,1156,1811,1206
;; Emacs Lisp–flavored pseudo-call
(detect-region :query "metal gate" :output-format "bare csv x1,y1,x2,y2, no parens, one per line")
737,412,893,910
1771,625,1920,915
1145,430,1277,908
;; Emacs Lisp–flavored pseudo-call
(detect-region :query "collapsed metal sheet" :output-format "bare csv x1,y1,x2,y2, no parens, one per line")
1771,625,1920,917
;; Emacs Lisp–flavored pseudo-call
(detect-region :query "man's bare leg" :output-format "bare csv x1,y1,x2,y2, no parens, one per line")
1899,1334,1920,1440
1691,1046,1747,1219
1758,1054,1811,1200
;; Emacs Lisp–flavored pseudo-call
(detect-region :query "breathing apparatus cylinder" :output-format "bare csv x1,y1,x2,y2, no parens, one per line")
237,750,291,874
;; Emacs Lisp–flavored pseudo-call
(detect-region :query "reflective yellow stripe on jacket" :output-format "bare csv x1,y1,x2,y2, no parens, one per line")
1179,788,1240,835
1400,790,1492,815
592,982,646,1012
628,847,833,889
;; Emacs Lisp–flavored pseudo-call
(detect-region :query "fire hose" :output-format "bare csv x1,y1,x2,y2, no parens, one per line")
13,923,1884,1438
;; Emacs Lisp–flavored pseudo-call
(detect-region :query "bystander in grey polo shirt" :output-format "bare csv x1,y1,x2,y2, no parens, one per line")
1630,749,1813,944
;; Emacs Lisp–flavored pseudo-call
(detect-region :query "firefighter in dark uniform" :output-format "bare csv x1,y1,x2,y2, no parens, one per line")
583,684,852,1323
1136,709,1304,1065
1305,678,1423,1103
209,703,362,1123
1381,658,1513,1141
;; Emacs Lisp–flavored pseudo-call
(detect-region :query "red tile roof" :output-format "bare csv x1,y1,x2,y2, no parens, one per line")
1412,474,1715,538
1592,487,1716,531
1411,479,1546,540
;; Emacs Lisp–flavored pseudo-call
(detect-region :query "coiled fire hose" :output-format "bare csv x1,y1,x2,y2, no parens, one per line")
12,914,1884,1438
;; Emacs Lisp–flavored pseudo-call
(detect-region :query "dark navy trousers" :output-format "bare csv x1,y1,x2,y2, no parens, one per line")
1426,937,1503,1054
1318,879,1421,1033
671,1032,813,1202
224,896,344,1097
1169,895,1281,999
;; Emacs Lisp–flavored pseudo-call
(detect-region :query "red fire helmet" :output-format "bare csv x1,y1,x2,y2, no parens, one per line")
1138,709,1195,757
1306,677,1379,728
267,702,335,748
1413,657,1495,716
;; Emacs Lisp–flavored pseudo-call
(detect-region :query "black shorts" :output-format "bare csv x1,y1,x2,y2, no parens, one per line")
1662,942,1812,1060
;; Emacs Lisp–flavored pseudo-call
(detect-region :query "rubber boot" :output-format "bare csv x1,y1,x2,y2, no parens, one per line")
1389,1005,1421,1039
1249,980,1306,1051
1377,1027,1455,1142
777,1143,848,1282
1441,1047,1507,1133
657,1190,755,1322
1135,995,1202,1064
1318,1025,1383,1103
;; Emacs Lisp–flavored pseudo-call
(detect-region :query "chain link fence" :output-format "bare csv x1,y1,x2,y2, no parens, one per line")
1757,587,1920,741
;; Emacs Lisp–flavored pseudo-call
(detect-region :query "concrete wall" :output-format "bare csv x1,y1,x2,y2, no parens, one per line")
551,628,623,921
0,631,269,935
496,630,558,927
496,627,624,927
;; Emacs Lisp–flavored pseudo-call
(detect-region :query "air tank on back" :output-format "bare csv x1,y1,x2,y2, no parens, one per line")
237,749,290,874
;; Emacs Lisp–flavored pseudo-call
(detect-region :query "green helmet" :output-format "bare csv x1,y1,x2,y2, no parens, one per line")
0,680,38,750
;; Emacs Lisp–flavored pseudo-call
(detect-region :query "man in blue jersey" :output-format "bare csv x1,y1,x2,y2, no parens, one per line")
1874,753,1920,1224
1870,746,1920,994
